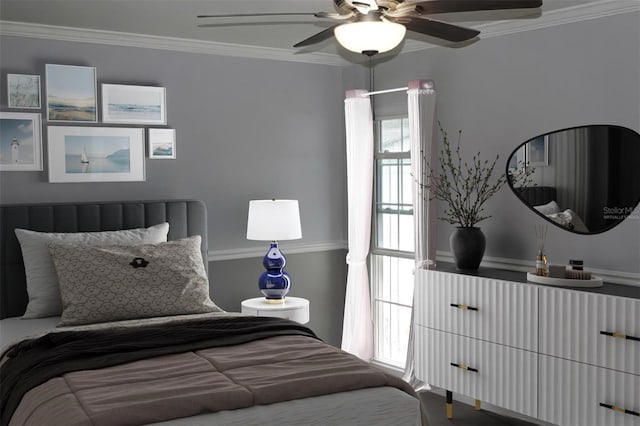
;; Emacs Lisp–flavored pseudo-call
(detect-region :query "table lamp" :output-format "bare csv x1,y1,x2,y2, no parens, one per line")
246,199,302,303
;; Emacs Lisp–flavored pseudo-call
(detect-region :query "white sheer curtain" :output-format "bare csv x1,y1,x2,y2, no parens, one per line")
403,80,437,388
341,89,374,361
551,127,590,222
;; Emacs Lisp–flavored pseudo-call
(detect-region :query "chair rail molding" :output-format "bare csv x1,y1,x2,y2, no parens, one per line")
209,240,348,262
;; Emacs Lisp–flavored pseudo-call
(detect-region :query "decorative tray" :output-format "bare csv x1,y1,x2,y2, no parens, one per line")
526,272,603,288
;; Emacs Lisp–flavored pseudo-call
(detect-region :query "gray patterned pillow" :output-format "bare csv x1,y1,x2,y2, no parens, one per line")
15,223,169,318
49,236,222,326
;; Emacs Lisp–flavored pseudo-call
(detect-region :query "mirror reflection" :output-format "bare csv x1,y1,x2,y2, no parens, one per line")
507,125,640,234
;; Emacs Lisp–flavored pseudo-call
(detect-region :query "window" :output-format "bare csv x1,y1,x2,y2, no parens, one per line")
371,117,415,368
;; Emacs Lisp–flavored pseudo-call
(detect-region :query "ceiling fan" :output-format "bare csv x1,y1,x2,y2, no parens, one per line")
198,0,543,56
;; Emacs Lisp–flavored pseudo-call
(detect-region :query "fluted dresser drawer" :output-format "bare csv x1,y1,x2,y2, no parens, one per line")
415,269,538,351
415,326,537,418
539,287,640,375
539,354,640,426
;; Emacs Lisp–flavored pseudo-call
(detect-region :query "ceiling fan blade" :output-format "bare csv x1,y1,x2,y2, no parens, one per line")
293,25,340,47
197,12,318,19
395,0,542,16
315,11,355,20
334,0,358,13
353,0,379,11
400,17,480,42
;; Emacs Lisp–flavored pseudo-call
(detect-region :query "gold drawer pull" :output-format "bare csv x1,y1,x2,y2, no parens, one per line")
599,403,639,417
600,331,640,342
450,303,478,311
450,362,478,373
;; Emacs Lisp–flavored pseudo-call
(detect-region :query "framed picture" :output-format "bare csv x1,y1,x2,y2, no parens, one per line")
47,126,145,183
0,112,43,171
102,84,167,125
148,128,176,159
526,135,549,166
7,74,41,109
46,64,97,122
507,145,526,172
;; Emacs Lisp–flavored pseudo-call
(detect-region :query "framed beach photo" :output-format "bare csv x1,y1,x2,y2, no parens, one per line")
47,126,145,183
7,74,41,109
46,64,97,122
102,84,167,125
526,135,549,166
0,112,43,171
148,128,176,159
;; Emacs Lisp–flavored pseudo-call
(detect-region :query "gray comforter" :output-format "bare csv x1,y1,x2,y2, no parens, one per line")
3,316,419,426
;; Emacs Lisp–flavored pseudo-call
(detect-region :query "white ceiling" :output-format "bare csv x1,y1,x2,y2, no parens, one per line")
0,0,634,62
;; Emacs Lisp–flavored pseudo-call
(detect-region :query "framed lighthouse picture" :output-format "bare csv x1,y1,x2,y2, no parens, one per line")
0,112,43,171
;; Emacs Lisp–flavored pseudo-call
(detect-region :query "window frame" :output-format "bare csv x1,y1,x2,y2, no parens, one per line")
370,115,415,369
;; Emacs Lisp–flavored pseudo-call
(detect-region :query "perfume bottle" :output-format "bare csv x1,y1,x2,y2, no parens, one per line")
535,250,548,276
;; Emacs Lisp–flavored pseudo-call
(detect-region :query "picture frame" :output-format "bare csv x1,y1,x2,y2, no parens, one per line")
526,135,549,167
507,145,526,172
47,126,145,183
7,74,41,109
102,84,167,125
0,112,43,171
46,64,97,122
148,128,176,159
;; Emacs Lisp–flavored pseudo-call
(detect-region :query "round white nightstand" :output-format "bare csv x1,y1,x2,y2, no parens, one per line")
241,297,310,324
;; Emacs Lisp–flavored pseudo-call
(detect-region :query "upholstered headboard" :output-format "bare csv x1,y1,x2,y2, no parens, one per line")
516,186,557,207
0,200,208,319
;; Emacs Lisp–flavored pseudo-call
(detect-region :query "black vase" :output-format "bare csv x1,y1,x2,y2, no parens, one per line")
449,227,486,271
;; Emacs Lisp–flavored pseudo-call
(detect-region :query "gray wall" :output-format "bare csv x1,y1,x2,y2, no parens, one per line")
344,12,640,275
0,35,349,344
212,250,347,347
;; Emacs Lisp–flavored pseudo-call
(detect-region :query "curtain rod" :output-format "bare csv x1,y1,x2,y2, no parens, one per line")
363,86,408,96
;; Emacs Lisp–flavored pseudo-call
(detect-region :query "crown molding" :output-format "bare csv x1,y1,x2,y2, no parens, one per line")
401,0,640,54
1,1,637,65
0,20,348,67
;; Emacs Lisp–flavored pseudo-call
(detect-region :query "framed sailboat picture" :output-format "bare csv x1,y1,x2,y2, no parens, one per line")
47,126,145,183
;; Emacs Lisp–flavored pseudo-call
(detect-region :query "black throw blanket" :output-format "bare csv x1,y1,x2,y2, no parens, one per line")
1,316,318,426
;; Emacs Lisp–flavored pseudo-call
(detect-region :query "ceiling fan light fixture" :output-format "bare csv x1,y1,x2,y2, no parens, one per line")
334,20,406,55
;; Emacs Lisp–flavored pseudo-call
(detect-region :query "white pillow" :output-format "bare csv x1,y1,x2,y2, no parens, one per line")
533,200,561,216
15,223,169,318
547,209,590,233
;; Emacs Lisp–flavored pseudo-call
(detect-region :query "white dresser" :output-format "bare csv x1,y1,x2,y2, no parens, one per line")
414,268,640,426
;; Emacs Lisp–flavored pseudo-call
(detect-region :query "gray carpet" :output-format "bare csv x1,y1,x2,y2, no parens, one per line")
419,391,539,426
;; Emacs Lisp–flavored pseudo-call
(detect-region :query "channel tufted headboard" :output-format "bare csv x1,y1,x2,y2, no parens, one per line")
0,200,208,319
516,186,557,207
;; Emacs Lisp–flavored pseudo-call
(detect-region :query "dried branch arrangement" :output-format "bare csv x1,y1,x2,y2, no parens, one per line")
419,122,533,227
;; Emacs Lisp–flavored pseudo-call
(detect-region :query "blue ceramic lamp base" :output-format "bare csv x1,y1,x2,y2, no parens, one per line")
258,241,292,303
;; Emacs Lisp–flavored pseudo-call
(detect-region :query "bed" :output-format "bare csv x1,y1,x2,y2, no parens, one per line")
0,200,424,426
515,186,589,232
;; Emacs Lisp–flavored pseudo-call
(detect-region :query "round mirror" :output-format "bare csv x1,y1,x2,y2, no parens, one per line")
507,125,640,234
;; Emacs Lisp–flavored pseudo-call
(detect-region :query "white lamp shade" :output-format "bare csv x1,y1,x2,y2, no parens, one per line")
334,21,406,54
246,199,302,241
